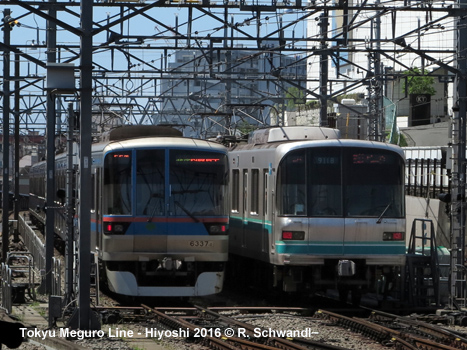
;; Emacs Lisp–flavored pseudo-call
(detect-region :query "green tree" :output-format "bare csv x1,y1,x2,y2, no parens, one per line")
402,67,436,95
285,87,305,111
237,121,256,136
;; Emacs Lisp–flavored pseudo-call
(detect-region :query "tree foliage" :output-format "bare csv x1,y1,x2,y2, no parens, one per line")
402,67,436,95
285,87,306,111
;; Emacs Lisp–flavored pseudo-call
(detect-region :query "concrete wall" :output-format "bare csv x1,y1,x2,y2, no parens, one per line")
406,195,450,249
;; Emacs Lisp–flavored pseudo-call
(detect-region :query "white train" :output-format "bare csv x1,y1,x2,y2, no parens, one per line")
228,126,406,303
29,125,229,297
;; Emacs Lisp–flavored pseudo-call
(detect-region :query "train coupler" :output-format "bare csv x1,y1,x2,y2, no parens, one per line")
338,260,356,277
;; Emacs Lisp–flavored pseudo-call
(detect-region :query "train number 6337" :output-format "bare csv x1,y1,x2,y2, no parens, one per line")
189,240,213,247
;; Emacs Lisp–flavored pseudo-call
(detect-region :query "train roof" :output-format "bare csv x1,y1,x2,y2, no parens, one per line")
247,126,340,144
30,129,226,170
230,132,405,158
103,135,227,153
100,125,183,142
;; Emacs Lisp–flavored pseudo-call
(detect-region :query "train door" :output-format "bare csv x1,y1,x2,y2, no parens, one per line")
94,168,102,250
134,149,168,253
306,147,345,256
262,169,269,254
91,169,99,250
229,169,242,254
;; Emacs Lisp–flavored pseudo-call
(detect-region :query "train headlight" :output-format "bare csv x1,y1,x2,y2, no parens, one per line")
104,221,129,235
114,224,125,233
282,231,305,240
383,232,404,241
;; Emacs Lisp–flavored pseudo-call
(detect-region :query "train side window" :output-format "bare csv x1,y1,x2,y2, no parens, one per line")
91,174,95,211
250,169,259,215
243,169,248,215
232,170,240,212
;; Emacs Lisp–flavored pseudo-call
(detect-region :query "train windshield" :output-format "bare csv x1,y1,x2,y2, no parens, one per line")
345,149,404,218
277,147,405,218
169,150,228,216
104,149,227,217
103,151,132,215
135,149,166,217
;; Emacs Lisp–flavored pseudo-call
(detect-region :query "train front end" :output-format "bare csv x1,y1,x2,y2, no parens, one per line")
98,138,229,297
274,140,406,299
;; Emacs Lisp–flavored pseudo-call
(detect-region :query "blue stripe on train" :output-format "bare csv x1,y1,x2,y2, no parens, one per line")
275,242,405,255
130,221,210,235
92,221,212,235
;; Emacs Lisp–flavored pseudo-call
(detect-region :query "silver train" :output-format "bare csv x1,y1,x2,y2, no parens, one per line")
228,126,406,302
29,125,229,297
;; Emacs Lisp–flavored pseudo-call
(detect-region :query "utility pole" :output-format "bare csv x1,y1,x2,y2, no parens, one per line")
43,0,57,294
14,53,20,236
77,0,98,330
319,9,329,127
449,0,467,309
65,103,75,305
2,9,12,263
367,0,383,141
68,0,99,331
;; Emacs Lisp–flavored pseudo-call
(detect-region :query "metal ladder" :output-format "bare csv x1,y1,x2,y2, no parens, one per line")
406,218,440,307
89,251,99,306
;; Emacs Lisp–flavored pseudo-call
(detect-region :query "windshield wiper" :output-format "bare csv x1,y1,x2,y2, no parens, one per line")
145,193,163,222
174,201,200,223
376,202,391,224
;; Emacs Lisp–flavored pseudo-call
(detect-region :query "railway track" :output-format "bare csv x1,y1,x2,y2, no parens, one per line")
6,216,467,350
141,304,349,350
315,309,467,350
11,297,467,350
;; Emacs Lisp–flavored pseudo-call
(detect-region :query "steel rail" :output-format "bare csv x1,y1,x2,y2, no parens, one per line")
141,304,351,350
316,309,461,350
142,304,299,350
195,305,348,350
369,310,467,349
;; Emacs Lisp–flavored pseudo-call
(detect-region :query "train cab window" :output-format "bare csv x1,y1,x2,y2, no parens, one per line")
277,150,307,216
344,149,405,218
278,148,342,217
136,149,165,217
169,150,228,217
103,151,132,215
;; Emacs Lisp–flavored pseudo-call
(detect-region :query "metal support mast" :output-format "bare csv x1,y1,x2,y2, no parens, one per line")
14,53,20,238
78,0,96,330
68,0,100,330
367,0,383,141
319,9,329,127
449,0,467,309
65,103,75,305
43,0,57,294
2,9,11,263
